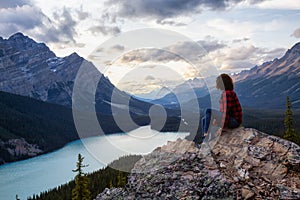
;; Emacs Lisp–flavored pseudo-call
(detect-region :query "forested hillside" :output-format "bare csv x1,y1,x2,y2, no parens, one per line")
0,91,78,163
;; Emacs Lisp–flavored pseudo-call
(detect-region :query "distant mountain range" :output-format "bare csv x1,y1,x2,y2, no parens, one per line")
145,42,300,109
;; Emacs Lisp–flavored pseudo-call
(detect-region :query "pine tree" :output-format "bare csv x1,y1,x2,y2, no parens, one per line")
283,96,298,144
72,154,91,200
117,170,126,187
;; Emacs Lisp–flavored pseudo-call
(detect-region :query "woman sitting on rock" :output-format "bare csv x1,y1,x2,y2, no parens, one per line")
199,73,242,142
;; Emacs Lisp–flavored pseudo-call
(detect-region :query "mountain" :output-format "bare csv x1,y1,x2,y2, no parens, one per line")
0,33,155,131
150,78,210,109
96,128,300,199
234,42,300,108
152,42,300,109
134,86,171,100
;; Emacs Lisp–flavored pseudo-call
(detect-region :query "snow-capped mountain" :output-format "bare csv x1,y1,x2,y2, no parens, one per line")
135,86,171,100
151,78,208,107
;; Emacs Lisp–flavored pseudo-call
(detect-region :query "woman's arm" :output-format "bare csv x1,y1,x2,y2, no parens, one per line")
219,91,227,128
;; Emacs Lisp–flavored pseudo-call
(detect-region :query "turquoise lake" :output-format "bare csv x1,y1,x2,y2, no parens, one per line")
0,126,189,200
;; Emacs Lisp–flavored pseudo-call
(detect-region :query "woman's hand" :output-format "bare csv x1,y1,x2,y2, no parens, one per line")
216,128,222,136
212,119,217,125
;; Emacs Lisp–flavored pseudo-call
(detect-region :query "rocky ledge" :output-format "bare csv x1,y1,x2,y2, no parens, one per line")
96,127,300,199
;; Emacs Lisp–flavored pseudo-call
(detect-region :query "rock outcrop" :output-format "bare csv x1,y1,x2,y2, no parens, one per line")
96,127,300,199
0,138,43,164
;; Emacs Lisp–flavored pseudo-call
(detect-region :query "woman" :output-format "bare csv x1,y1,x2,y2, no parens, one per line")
201,73,242,140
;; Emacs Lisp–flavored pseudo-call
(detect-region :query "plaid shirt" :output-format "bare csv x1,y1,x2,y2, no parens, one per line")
219,90,242,128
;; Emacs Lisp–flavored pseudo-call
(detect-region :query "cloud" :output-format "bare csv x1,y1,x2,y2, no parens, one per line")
50,7,77,43
86,10,121,36
156,19,186,26
255,0,300,10
0,4,84,46
111,44,125,51
87,25,121,36
106,0,266,21
232,38,250,43
114,36,285,76
291,28,300,38
145,75,156,81
198,38,227,52
76,6,89,20
210,45,286,71
118,39,226,64
0,0,31,8
0,5,45,36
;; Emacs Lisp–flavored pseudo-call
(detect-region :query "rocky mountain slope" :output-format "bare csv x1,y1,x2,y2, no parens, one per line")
97,127,300,199
234,42,300,109
0,33,152,117
0,33,156,134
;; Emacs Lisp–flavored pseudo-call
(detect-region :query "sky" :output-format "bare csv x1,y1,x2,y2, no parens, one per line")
1,0,300,94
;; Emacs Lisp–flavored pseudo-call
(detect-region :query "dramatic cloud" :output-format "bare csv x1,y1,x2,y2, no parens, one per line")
51,7,77,43
210,45,286,71
198,39,227,52
0,5,45,36
291,28,300,38
87,10,121,36
118,39,226,64
0,4,83,46
106,0,266,21
0,0,31,8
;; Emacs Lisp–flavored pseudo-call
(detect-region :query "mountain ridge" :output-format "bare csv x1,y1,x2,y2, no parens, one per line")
235,42,300,81
0,32,155,131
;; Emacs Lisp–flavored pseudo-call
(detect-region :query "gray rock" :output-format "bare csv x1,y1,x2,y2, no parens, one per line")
96,128,300,199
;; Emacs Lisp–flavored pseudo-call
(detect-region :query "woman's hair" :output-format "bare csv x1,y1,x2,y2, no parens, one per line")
216,73,234,91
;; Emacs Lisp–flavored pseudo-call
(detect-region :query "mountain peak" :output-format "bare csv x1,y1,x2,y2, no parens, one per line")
291,41,300,49
7,32,33,44
8,32,26,40
288,41,300,54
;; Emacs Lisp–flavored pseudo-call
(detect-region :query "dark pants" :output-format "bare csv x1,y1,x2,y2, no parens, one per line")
194,108,240,143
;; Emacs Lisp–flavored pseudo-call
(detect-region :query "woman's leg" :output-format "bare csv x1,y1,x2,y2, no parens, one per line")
227,117,240,128
202,108,212,134
211,109,223,126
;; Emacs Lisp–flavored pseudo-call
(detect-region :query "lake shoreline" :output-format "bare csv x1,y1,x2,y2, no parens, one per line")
0,126,190,200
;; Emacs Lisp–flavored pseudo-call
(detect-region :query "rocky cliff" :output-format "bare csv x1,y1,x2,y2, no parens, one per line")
96,127,300,199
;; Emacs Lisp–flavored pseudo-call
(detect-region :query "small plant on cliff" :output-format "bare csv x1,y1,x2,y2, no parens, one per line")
284,96,299,145
72,154,91,200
